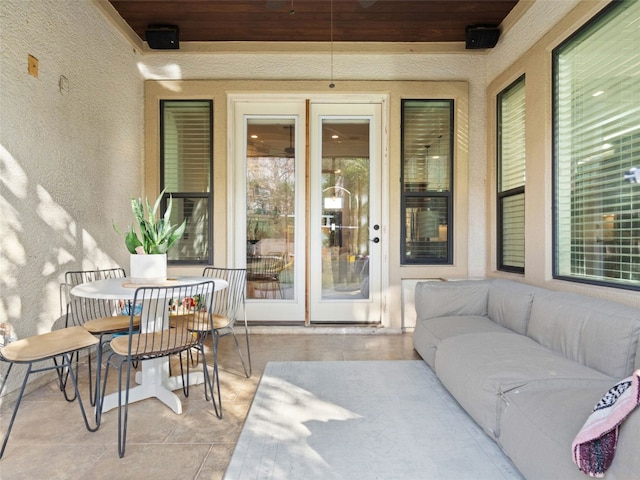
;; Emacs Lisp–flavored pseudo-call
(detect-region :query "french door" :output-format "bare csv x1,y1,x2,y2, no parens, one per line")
231,95,385,324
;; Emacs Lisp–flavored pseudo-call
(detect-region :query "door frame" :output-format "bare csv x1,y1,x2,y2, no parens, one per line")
228,93,390,325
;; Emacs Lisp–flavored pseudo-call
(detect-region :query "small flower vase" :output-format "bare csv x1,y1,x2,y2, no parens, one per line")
130,253,167,284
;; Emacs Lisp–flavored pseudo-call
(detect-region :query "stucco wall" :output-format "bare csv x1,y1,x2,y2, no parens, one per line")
0,0,143,391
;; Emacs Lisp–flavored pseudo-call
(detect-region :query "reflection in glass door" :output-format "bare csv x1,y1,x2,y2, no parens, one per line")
320,120,371,300
245,118,296,301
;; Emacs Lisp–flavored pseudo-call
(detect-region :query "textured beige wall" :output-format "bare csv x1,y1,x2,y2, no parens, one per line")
0,0,144,393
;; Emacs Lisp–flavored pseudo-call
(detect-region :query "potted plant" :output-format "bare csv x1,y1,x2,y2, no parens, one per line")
114,189,186,284
246,217,262,256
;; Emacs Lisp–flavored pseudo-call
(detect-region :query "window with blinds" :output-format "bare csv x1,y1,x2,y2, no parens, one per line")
553,0,640,290
401,100,453,264
160,100,213,264
497,76,525,273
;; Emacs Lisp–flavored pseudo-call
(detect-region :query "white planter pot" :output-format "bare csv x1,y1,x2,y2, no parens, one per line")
129,253,167,284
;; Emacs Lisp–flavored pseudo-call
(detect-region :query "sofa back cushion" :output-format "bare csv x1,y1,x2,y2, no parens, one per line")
414,280,490,320
527,291,640,378
487,279,539,334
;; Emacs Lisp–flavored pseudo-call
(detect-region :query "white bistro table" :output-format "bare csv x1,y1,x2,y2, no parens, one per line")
70,276,228,414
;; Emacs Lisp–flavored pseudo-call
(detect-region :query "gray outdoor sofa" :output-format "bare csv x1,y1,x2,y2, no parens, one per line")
413,279,640,480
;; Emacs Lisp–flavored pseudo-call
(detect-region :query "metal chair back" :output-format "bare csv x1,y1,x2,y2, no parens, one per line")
202,267,251,377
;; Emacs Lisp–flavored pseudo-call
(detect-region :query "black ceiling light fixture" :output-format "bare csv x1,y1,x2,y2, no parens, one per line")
465,25,500,49
145,24,180,49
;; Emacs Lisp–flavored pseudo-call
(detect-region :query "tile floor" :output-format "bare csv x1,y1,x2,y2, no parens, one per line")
0,332,419,479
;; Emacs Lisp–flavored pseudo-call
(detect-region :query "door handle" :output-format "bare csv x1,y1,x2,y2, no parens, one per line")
371,224,380,243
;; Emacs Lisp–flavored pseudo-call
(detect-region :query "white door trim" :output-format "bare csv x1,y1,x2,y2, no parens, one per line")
228,93,389,326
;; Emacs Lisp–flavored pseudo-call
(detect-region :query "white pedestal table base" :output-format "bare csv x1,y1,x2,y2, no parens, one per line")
100,357,209,414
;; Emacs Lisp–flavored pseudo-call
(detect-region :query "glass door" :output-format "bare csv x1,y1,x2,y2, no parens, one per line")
309,103,383,323
232,97,384,324
245,118,296,301
234,101,307,323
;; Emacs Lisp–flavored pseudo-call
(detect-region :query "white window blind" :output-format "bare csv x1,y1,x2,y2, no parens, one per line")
403,101,451,193
501,193,525,268
401,100,453,264
554,0,640,288
161,100,213,263
163,101,211,193
498,77,526,272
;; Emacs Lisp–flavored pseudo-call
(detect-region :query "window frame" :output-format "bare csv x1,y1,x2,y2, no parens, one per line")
159,99,214,265
400,99,454,265
497,75,526,274
552,0,640,291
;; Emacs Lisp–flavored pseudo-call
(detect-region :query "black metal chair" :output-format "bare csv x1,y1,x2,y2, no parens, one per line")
63,268,139,418
170,268,249,421
202,267,251,378
100,280,216,457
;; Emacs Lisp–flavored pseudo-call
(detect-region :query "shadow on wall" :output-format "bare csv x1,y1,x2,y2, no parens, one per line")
0,144,120,344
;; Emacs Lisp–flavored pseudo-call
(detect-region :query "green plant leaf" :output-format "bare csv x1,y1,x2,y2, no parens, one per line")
124,229,142,254
151,188,165,221
131,197,145,225
163,194,173,225
167,220,187,250
114,188,185,255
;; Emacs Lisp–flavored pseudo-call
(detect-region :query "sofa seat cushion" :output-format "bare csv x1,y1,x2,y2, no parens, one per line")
499,381,640,480
435,333,614,440
413,315,513,369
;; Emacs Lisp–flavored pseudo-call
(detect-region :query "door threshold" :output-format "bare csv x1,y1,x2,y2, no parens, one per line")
247,324,402,335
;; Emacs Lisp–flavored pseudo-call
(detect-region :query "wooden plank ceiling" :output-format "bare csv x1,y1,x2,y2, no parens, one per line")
108,0,519,43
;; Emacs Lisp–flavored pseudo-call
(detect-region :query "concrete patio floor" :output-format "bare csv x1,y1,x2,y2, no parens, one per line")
0,332,419,479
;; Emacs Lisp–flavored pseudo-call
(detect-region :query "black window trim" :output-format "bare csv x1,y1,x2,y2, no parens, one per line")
400,98,454,265
496,75,526,274
551,0,640,292
159,99,214,265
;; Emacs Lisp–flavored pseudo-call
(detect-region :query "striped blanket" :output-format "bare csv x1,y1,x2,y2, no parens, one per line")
572,370,640,477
